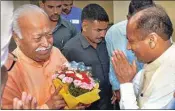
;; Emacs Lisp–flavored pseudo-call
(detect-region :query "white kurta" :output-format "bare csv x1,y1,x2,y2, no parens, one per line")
120,43,175,109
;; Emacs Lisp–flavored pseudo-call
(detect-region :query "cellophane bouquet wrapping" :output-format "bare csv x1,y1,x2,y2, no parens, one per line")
52,61,100,109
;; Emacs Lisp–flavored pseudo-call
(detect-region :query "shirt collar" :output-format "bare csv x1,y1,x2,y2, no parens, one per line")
15,47,51,68
79,33,91,49
144,43,175,71
79,33,106,49
53,17,69,33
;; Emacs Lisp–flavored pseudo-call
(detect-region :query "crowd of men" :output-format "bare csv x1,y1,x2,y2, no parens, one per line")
1,0,175,109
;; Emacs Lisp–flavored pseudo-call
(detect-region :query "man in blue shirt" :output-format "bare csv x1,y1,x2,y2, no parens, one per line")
61,0,82,32
105,0,154,104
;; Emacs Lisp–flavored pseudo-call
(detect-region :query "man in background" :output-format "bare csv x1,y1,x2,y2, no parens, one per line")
61,0,82,32
39,0,77,51
62,4,113,110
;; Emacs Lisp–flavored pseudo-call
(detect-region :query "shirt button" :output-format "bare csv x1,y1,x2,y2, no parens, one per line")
140,93,144,97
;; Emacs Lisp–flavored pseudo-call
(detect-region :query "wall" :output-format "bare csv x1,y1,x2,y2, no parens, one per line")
113,1,175,41
74,1,113,24
14,1,114,24
13,1,30,9
11,0,175,40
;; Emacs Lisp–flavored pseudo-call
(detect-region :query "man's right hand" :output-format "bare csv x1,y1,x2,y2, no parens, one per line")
46,86,66,109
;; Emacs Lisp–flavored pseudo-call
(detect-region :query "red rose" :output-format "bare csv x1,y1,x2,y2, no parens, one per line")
80,72,91,84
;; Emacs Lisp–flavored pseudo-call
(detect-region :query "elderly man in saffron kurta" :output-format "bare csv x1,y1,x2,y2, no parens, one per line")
2,4,68,109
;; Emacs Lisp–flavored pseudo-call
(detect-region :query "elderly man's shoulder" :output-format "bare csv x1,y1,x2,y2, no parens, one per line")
52,46,67,56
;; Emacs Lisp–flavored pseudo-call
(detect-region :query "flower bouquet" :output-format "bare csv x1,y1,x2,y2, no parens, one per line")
52,61,100,109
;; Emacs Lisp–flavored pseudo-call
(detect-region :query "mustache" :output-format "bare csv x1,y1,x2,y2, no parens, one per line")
35,44,52,52
62,9,68,11
98,37,104,40
51,14,59,17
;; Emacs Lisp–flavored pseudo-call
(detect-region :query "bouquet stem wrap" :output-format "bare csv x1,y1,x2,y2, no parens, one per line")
53,78,100,109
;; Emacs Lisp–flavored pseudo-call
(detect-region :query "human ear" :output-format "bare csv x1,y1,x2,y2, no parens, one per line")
148,33,157,49
13,32,21,47
82,20,88,32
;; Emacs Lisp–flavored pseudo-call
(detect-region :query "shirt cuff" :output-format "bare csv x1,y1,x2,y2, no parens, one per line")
120,83,138,109
120,83,135,97
120,83,136,102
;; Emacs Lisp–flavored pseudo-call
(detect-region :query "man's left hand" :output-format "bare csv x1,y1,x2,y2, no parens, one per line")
111,50,137,84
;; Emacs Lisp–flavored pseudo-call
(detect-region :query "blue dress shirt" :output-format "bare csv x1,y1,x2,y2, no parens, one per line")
61,6,82,32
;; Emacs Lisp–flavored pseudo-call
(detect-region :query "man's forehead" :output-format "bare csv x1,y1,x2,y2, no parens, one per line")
127,10,145,35
93,20,108,25
126,19,137,38
19,11,48,22
129,9,144,26
92,20,108,28
127,12,143,34
19,12,50,31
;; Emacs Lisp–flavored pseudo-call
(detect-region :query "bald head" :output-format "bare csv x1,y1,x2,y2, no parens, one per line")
18,11,50,36
128,5,173,40
13,4,53,62
126,5,173,63
12,4,49,39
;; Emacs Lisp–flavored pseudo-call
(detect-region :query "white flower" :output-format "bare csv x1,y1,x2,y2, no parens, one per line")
58,74,65,80
65,70,74,74
62,77,73,84
75,73,83,79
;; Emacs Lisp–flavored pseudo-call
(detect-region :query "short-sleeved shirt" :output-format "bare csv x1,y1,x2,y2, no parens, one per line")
53,17,77,51
62,32,113,110
61,6,82,32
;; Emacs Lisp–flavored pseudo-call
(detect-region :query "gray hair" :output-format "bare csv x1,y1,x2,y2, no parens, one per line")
135,5,173,40
12,4,48,39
